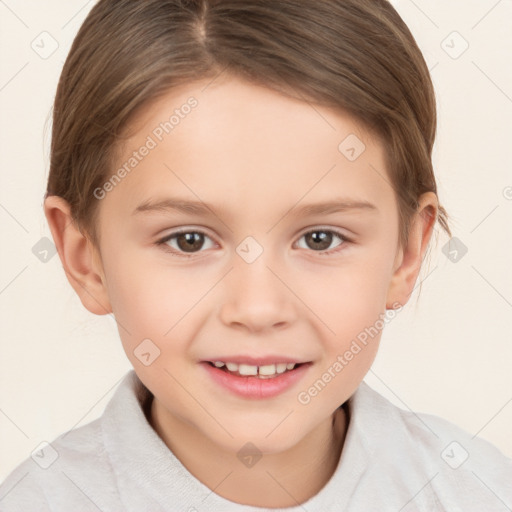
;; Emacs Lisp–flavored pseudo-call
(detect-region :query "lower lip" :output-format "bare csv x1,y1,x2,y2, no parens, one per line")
201,362,312,399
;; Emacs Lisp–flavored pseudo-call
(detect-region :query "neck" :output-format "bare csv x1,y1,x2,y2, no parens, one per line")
149,399,348,508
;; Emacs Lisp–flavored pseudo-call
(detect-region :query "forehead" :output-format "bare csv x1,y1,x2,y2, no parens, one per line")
103,75,396,222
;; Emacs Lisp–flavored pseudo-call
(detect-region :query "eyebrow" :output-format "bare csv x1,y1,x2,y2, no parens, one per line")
132,197,378,218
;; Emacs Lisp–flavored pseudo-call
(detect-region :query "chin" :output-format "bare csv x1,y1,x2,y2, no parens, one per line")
214,422,306,455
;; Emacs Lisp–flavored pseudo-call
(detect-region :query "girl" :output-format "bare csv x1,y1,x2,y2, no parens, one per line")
1,1,510,510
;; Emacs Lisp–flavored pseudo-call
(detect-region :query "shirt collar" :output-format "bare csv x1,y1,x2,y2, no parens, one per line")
101,370,394,511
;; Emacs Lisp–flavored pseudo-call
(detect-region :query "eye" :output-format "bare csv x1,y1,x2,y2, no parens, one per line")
295,228,350,255
156,229,216,257
156,227,351,258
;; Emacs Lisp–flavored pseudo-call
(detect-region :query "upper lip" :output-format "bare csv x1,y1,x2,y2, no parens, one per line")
202,356,310,366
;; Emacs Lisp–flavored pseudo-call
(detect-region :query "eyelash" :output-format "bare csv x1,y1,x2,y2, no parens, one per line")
155,227,352,259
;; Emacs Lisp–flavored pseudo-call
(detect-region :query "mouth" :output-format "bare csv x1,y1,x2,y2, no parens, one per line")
204,360,306,379
201,359,312,399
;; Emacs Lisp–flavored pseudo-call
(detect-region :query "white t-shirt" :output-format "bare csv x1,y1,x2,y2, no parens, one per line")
0,370,510,511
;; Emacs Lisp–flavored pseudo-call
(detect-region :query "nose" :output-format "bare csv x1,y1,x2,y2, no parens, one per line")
218,251,298,334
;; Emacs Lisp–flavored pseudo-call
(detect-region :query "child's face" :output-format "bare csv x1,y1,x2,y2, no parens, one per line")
82,76,432,454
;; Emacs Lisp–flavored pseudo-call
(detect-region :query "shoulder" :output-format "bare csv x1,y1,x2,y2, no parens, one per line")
0,416,120,511
0,371,147,512
352,381,512,510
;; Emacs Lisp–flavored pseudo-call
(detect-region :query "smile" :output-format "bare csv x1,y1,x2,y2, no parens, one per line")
208,361,298,379
201,361,312,399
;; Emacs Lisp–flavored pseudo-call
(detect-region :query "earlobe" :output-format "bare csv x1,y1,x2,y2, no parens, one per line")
386,192,438,309
44,195,112,315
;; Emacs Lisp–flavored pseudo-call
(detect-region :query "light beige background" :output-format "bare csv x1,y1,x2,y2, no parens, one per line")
1,0,511,481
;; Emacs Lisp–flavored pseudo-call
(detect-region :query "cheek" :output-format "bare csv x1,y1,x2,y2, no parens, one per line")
297,250,395,376
101,249,198,345
303,257,392,327
104,239,191,307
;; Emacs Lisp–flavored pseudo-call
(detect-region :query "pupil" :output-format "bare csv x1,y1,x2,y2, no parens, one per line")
307,231,331,250
177,232,204,253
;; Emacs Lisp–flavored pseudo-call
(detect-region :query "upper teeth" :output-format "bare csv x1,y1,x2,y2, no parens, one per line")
213,361,296,376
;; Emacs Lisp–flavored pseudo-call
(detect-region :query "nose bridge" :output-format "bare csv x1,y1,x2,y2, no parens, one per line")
218,241,297,331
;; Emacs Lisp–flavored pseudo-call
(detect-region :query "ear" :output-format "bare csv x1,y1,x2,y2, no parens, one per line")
44,195,112,315
386,192,438,308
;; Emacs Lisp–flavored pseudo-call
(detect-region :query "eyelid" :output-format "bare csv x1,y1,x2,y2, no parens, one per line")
297,225,353,241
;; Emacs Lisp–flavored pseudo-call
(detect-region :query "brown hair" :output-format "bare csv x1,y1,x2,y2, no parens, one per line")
46,0,451,251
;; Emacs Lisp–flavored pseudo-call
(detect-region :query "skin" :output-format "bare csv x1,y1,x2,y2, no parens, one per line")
45,75,438,508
